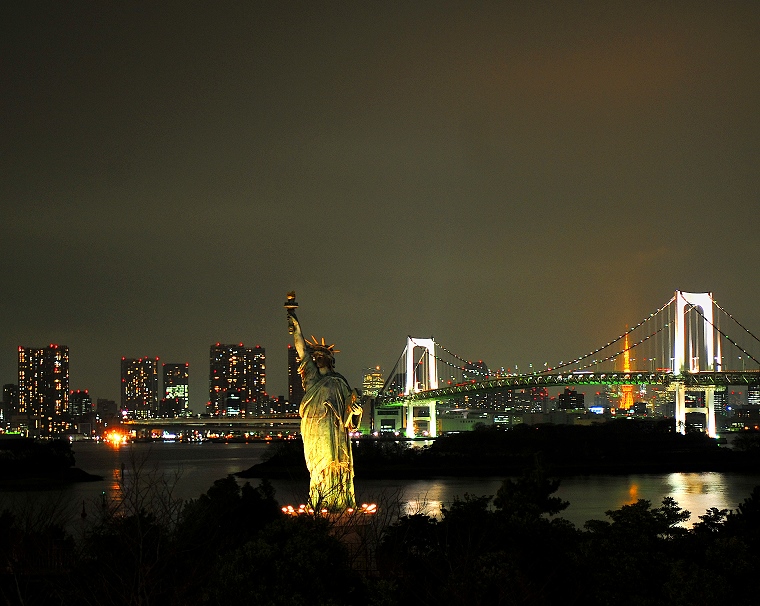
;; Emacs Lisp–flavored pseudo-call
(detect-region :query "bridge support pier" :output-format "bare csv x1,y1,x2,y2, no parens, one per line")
429,402,437,438
405,401,414,439
405,401,438,438
674,383,717,438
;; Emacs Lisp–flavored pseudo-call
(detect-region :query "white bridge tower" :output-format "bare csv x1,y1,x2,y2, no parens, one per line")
672,290,719,437
403,337,438,438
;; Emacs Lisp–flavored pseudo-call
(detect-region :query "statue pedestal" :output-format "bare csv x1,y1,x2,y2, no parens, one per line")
280,503,378,573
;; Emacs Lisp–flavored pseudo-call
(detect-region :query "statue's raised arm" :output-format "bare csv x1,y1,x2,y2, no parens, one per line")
285,292,306,361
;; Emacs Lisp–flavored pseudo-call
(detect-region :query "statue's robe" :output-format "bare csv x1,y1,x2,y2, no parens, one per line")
299,355,362,511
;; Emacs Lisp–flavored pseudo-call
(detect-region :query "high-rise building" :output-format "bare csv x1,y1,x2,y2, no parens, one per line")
463,360,489,381
121,357,159,419
208,343,266,415
97,398,119,420
362,366,384,397
713,390,728,418
557,387,585,410
69,389,93,418
17,344,70,437
287,344,304,410
529,386,549,413
748,385,760,408
2,384,18,421
162,363,189,417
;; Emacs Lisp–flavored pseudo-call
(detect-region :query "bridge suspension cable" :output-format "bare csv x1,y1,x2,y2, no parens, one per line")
568,322,671,372
433,340,489,376
685,301,760,367
545,296,676,373
713,298,760,348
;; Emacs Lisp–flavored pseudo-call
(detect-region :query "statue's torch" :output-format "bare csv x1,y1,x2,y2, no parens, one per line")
284,291,299,333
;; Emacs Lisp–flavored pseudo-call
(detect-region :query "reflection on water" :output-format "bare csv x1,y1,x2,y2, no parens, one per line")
626,483,640,505
365,472,760,528
2,442,759,531
665,472,736,520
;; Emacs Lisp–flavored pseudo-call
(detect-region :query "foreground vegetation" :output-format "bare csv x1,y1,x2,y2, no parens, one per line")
2,427,760,604
1,459,760,605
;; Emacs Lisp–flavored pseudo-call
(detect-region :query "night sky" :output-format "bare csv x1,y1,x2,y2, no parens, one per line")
2,2,759,411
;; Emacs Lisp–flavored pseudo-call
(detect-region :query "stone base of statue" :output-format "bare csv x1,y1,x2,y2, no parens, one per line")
281,502,378,573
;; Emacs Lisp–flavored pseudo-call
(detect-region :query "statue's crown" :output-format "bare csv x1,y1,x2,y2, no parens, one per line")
305,336,340,354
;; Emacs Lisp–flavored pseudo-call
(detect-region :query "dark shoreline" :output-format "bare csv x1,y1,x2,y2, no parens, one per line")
237,456,760,481
0,437,103,489
0,467,103,490
236,422,760,480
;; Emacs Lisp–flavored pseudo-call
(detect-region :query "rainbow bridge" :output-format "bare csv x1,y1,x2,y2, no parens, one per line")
376,291,760,439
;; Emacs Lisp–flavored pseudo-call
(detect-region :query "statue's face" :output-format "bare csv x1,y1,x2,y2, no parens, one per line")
312,350,333,370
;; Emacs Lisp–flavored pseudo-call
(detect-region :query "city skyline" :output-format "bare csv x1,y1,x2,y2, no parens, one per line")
2,2,759,411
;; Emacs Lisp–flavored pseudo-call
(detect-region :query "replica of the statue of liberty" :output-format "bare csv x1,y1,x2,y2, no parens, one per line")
285,292,362,511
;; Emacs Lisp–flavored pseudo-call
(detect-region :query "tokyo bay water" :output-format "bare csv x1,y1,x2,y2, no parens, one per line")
3,440,760,528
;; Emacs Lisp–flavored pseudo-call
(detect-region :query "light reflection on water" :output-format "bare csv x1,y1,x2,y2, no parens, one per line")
358,472,760,527
2,442,759,530
665,472,737,520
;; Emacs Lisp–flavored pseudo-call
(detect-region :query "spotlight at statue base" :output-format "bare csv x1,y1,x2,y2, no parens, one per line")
281,503,377,517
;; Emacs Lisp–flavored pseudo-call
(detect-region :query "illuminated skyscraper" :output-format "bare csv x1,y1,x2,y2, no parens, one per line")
162,363,190,417
287,344,304,412
557,387,585,410
713,390,728,418
121,357,159,419
17,344,69,437
463,360,489,381
208,343,266,415
748,384,760,408
2,384,18,421
362,366,384,397
69,389,93,418
529,386,549,413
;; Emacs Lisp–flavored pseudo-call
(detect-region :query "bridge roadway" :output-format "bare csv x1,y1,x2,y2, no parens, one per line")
125,414,301,434
377,370,760,406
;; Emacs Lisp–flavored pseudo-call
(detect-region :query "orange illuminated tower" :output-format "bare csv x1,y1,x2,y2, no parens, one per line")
619,330,635,411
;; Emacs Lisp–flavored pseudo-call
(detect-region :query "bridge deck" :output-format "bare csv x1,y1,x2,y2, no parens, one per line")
378,370,760,406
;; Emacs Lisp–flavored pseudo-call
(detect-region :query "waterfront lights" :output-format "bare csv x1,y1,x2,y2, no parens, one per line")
103,429,128,447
